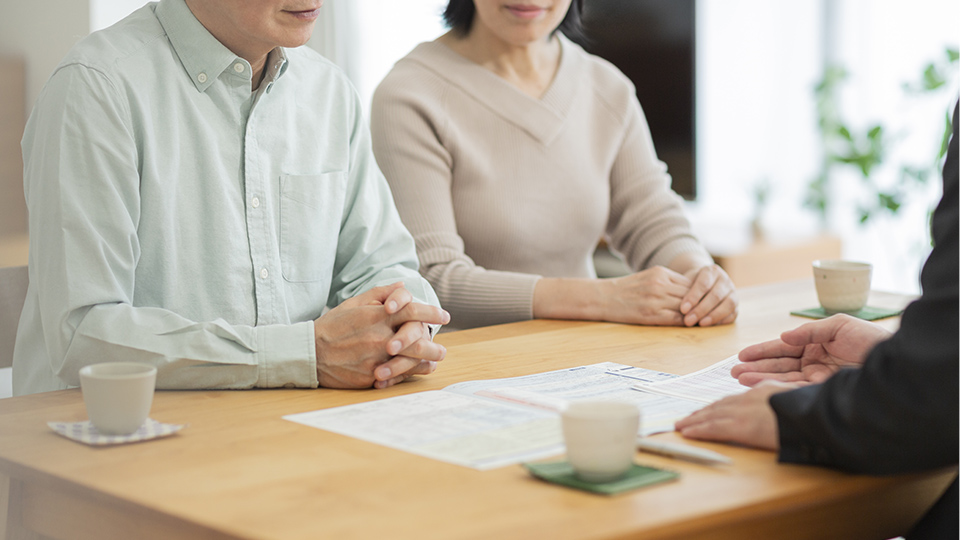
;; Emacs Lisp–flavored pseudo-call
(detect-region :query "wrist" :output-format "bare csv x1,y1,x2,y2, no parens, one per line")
668,252,713,276
533,277,607,321
313,319,326,382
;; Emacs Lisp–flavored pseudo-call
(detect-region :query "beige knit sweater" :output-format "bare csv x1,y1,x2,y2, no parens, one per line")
370,35,710,330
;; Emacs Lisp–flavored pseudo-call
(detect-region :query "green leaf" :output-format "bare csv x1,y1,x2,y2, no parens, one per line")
878,192,901,212
940,111,952,159
922,64,946,90
901,166,930,185
947,48,959,63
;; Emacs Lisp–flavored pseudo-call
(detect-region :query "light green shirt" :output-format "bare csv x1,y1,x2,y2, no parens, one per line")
13,0,439,395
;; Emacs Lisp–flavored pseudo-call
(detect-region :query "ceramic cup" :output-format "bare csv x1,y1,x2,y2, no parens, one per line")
561,401,640,483
79,362,157,435
812,259,873,314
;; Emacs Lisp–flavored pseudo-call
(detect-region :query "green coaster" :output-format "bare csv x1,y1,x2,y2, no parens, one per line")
523,460,679,495
790,306,903,321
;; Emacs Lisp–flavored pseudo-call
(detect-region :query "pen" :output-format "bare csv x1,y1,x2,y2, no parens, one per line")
636,437,733,465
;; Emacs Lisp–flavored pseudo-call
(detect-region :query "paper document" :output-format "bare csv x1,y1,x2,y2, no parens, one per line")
284,359,745,470
632,355,749,403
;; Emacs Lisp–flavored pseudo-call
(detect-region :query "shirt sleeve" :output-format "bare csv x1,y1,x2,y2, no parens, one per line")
770,105,959,475
22,63,317,391
370,70,539,329
326,82,442,329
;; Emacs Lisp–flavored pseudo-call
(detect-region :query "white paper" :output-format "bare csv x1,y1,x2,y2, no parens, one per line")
632,354,750,403
285,391,563,470
284,361,730,470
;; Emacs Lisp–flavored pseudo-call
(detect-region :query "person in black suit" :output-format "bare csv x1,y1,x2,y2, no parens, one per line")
676,102,958,539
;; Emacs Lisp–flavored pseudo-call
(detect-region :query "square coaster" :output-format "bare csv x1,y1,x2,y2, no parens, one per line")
48,418,186,446
523,460,679,495
790,306,902,321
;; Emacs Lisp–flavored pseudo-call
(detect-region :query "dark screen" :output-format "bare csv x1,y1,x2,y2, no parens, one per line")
571,0,697,200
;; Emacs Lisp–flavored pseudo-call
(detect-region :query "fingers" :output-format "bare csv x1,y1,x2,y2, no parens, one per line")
695,295,739,327
650,266,695,296
738,338,806,363
737,370,810,387
679,266,717,315
386,321,447,360
374,357,438,388
376,321,447,385
679,266,737,327
779,315,854,347
674,398,727,431
383,286,414,315
676,415,742,442
341,282,406,309
731,357,802,378
674,386,784,450
602,267,694,325
389,301,451,329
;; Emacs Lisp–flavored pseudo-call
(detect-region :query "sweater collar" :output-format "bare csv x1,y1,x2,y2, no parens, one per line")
407,34,583,145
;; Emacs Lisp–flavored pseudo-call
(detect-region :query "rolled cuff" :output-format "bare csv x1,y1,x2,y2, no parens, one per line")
256,320,318,388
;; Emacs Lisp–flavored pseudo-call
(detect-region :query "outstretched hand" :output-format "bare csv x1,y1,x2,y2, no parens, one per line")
733,314,891,387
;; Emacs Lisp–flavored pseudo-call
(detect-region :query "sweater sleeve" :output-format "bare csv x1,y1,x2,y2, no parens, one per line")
370,66,539,329
604,91,711,270
770,104,959,475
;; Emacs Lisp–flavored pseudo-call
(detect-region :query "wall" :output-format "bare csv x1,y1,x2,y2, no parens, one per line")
0,0,90,252
693,0,824,238
693,0,958,294
825,0,959,293
0,1,91,111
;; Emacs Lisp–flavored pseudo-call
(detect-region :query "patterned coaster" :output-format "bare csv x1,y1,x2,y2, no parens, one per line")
48,418,186,446
790,306,903,321
523,460,679,495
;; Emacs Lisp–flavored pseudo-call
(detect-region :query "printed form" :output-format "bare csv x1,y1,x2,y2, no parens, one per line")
284,359,748,470
632,355,749,403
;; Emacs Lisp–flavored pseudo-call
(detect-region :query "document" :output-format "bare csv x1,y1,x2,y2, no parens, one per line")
284,358,747,470
632,354,749,403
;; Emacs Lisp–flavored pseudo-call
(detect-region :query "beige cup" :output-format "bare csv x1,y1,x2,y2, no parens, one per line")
79,362,157,435
812,260,872,314
561,401,640,482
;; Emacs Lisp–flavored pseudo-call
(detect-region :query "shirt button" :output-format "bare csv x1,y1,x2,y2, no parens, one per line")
260,268,269,279
197,72,207,83
251,197,260,208
233,62,244,73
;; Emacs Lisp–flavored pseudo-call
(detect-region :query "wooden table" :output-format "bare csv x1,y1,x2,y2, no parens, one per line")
0,281,954,540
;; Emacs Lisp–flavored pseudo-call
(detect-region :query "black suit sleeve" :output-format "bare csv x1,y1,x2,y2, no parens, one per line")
769,103,959,475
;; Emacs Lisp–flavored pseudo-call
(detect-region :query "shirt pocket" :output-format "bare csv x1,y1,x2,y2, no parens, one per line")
279,172,347,283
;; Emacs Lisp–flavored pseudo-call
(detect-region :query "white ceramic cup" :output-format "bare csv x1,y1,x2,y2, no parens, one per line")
561,401,640,483
812,260,873,314
79,362,157,435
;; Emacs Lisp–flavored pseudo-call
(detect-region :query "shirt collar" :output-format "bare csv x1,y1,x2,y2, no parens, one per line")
261,48,289,94
155,0,288,93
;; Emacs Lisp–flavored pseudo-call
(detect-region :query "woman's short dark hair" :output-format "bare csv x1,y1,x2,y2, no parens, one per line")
443,0,584,41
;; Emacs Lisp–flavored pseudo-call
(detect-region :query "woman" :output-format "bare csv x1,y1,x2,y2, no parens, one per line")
371,0,737,330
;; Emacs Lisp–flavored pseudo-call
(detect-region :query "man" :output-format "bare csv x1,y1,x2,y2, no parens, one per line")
14,0,449,395
676,103,958,539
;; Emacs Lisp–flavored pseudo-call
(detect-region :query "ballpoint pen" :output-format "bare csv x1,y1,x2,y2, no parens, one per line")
636,437,733,465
